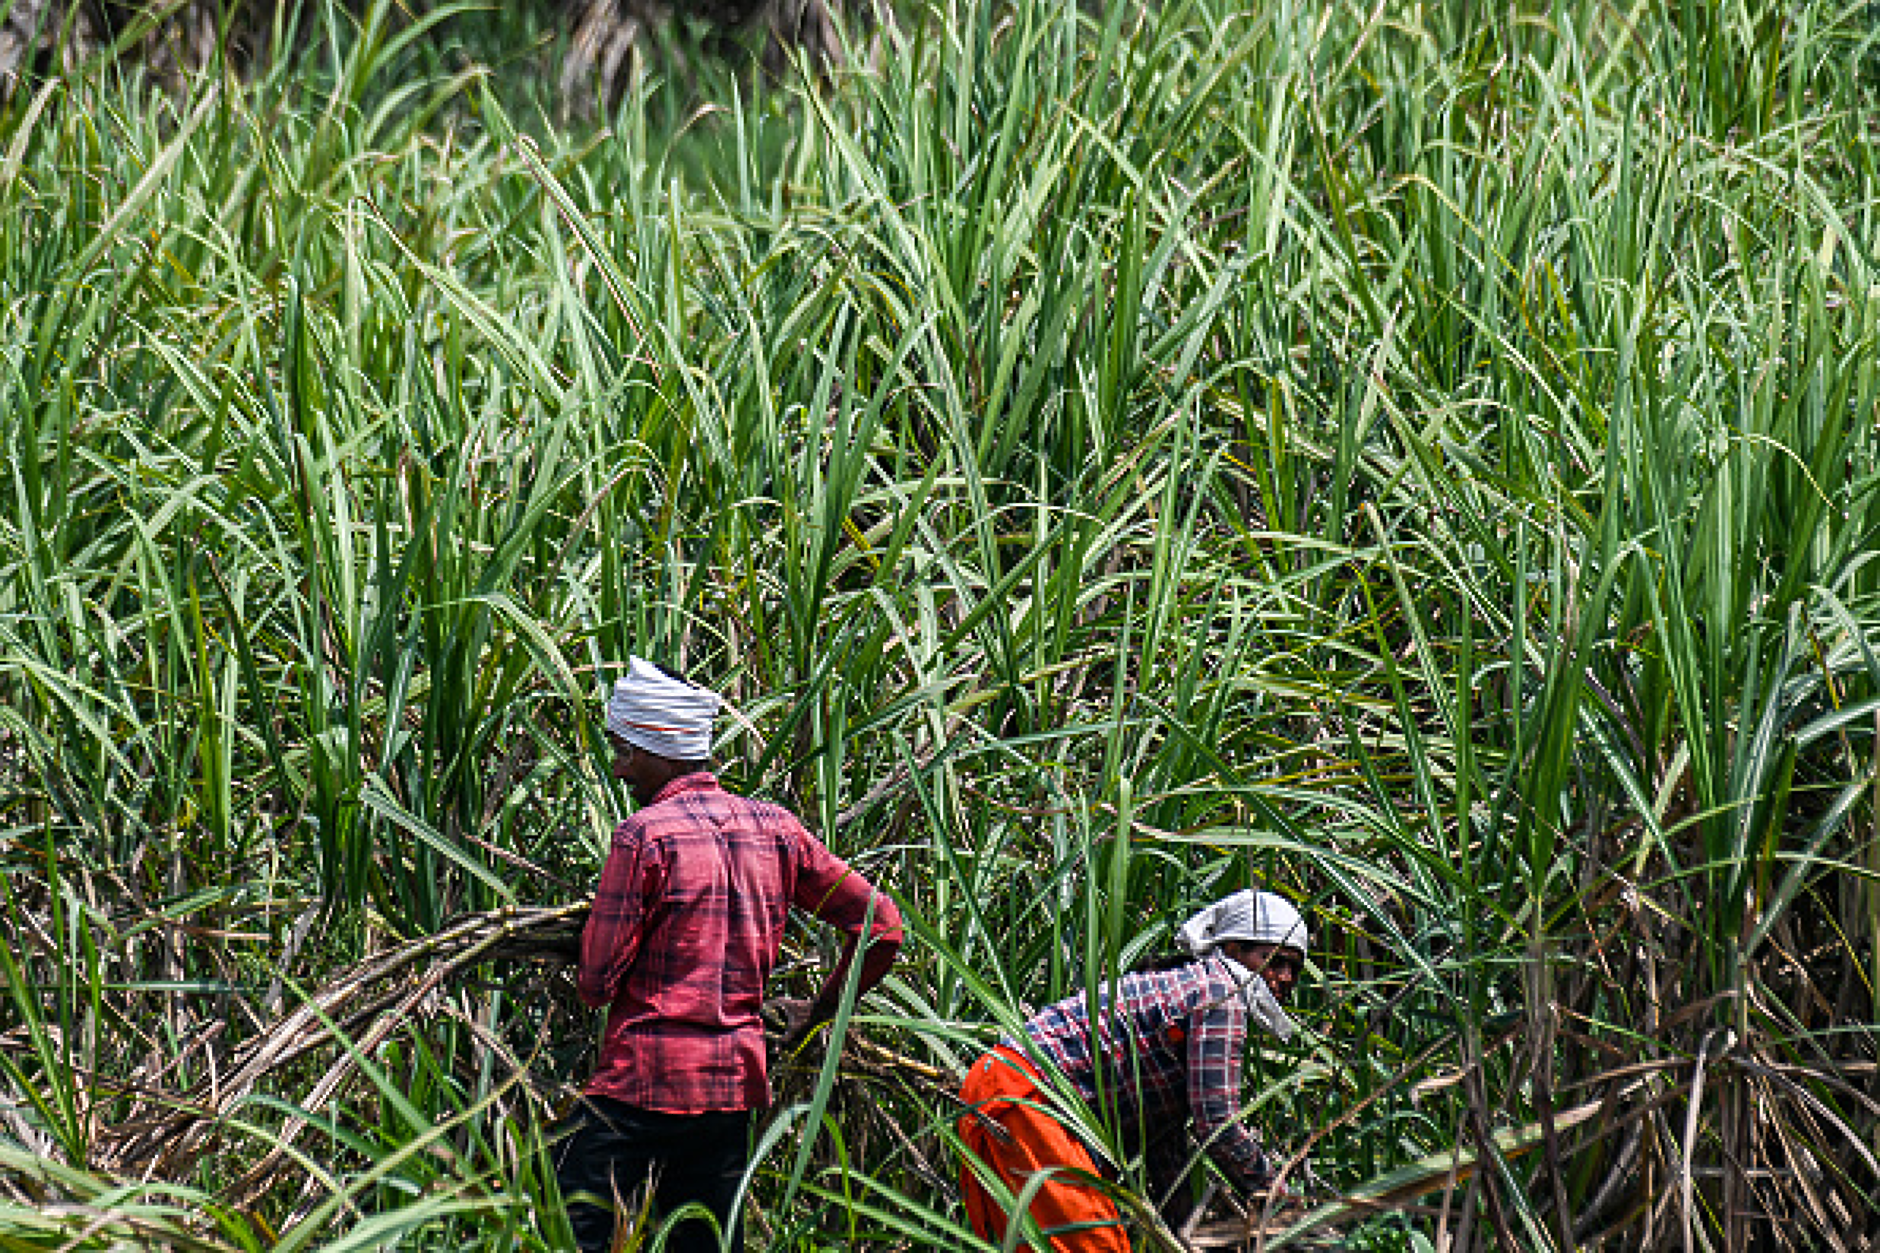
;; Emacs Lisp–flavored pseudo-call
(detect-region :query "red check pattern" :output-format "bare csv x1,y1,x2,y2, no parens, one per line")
578,772,902,1112
1016,956,1273,1188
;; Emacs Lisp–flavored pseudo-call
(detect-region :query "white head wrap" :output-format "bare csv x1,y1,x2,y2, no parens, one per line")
1176,890,1309,1041
604,657,720,762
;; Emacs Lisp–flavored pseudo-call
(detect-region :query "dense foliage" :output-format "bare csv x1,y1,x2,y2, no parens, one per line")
2,0,1878,1247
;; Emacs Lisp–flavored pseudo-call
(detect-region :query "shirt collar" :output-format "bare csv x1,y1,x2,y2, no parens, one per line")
649,771,720,806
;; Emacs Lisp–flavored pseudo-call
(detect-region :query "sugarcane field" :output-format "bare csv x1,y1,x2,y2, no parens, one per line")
1,0,1878,1248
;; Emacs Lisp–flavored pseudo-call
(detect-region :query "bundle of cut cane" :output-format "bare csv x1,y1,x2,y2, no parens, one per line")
96,902,944,1192
101,904,591,1182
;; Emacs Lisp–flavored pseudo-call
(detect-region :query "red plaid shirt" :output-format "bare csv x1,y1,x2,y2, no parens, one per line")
577,772,902,1112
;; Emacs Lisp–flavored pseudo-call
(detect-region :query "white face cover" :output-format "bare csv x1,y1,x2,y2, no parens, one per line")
1175,889,1309,1040
1216,954,1299,1042
604,656,721,761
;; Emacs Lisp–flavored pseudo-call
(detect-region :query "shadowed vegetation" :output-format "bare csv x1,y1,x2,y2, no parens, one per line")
2,0,1879,1248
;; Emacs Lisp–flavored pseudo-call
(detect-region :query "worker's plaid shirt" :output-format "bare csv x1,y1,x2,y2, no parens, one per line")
1015,957,1273,1189
577,772,902,1112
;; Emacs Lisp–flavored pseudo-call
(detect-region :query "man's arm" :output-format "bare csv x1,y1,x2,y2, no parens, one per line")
793,893,901,1041
783,830,903,1045
1185,999,1277,1193
576,823,660,1008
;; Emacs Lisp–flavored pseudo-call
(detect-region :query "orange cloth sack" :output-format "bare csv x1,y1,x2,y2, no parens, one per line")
956,1047,1131,1252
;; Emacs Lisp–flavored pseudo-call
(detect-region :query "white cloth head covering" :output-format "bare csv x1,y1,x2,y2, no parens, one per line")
1176,889,1309,959
1176,889,1309,1041
604,656,720,761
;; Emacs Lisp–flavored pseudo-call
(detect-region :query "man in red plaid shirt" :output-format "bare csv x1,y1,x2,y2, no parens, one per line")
557,658,903,1253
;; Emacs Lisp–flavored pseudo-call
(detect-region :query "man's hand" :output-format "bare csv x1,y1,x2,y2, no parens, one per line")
1239,1165,1289,1205
764,996,818,1053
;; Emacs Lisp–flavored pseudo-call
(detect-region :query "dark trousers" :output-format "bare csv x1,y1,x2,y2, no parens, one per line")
553,1095,752,1253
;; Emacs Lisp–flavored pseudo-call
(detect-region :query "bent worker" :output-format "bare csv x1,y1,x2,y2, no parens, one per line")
957,889,1308,1251
557,657,903,1253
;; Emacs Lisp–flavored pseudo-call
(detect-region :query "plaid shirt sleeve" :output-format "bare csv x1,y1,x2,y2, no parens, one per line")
791,825,904,945
1186,994,1272,1190
576,820,667,1008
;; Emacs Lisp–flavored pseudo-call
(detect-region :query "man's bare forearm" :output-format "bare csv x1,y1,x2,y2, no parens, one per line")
804,932,899,1031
